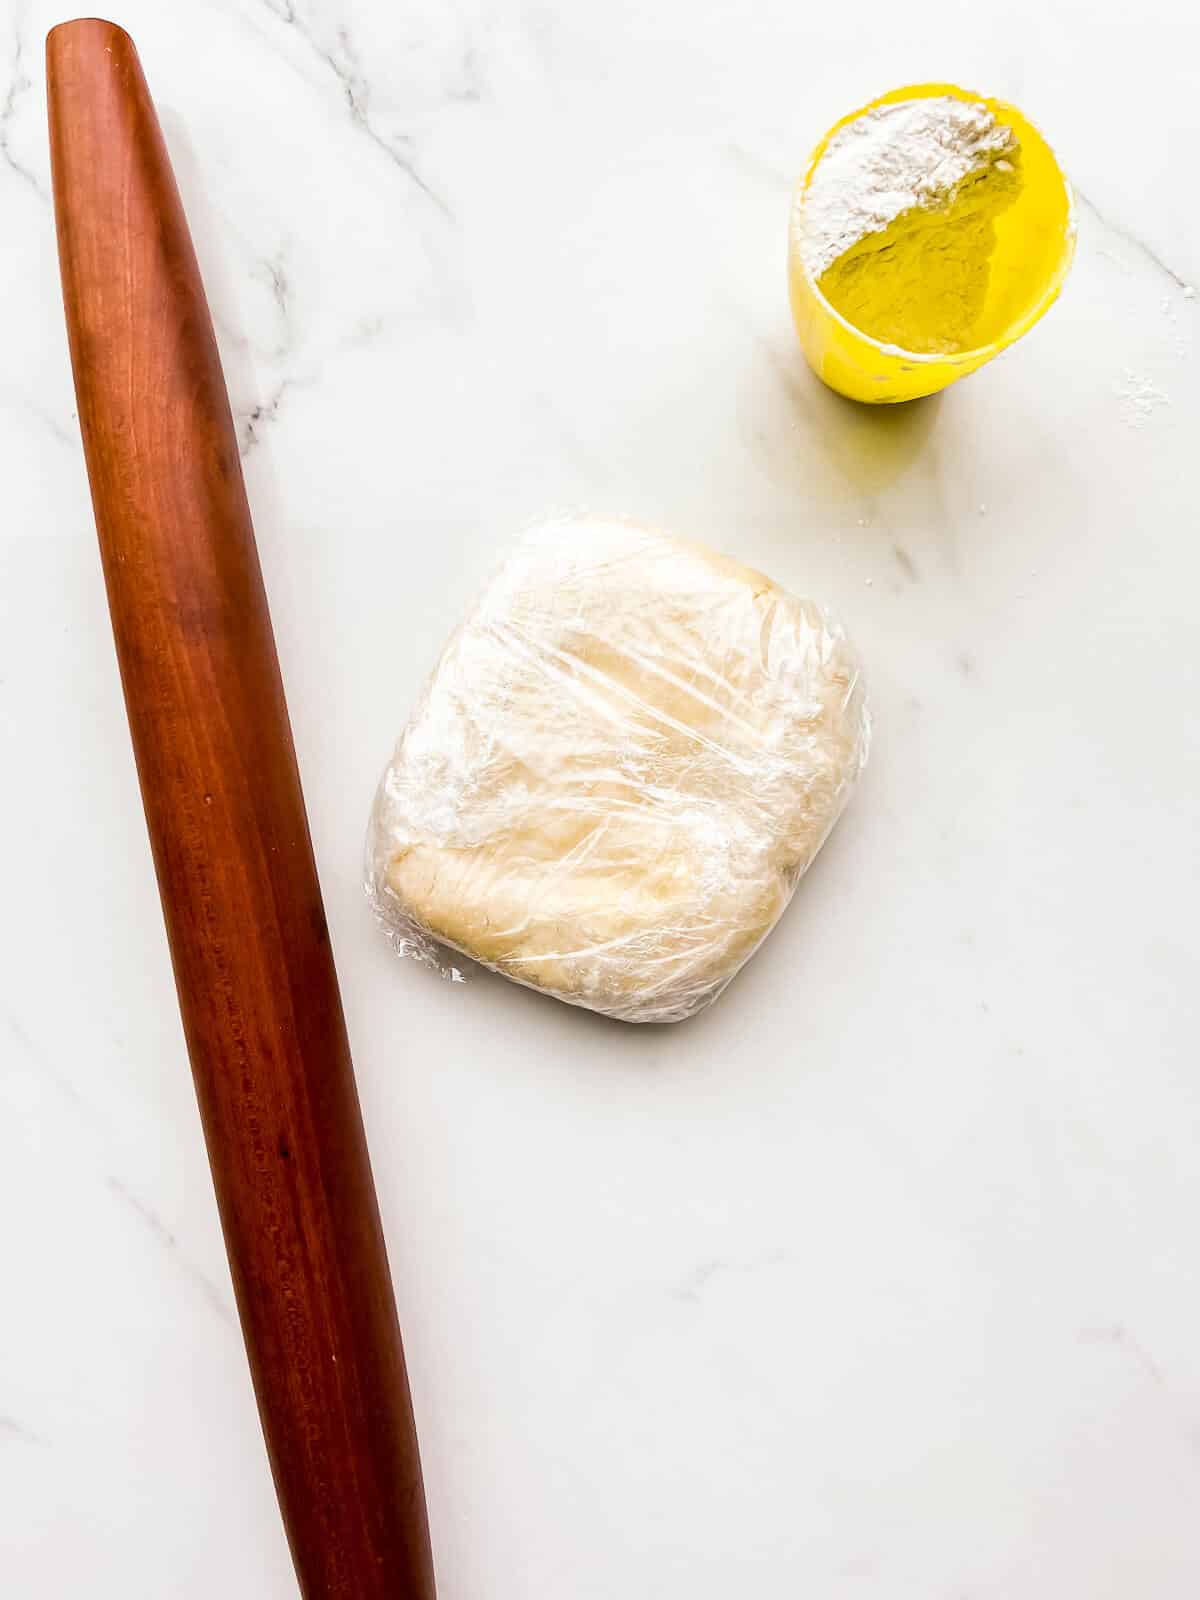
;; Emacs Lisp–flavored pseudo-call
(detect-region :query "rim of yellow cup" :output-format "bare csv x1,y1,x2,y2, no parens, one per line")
792,81,1077,375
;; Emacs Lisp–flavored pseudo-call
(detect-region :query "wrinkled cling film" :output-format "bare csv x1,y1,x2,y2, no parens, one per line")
367,516,869,1024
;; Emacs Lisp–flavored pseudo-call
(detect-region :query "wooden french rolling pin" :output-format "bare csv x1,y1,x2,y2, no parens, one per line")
47,19,436,1598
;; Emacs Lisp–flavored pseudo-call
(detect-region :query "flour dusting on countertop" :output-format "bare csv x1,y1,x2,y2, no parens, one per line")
1116,368,1170,427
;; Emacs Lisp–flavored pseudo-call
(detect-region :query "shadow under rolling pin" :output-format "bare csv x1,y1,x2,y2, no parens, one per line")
46,18,436,1598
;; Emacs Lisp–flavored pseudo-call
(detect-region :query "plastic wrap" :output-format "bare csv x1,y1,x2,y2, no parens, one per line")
367,516,869,1024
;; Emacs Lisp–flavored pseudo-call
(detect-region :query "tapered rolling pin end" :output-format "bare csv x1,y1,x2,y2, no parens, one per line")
47,16,134,65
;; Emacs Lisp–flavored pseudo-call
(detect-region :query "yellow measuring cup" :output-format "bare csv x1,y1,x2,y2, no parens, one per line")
788,82,1075,404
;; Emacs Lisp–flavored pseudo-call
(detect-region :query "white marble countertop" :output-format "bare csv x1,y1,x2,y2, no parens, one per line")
3,1,1198,1594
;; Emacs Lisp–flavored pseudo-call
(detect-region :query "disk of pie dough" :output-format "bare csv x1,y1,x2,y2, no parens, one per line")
368,516,868,1023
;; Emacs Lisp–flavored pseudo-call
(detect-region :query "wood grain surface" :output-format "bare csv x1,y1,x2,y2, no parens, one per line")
46,20,436,1598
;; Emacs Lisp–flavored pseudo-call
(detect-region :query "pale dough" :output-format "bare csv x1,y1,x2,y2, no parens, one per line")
369,516,868,1023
